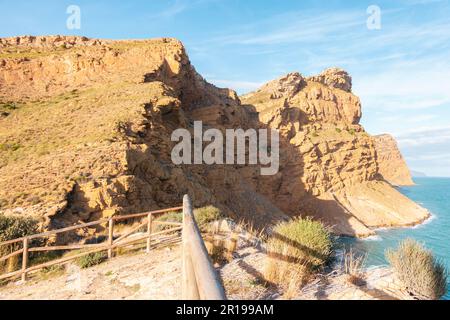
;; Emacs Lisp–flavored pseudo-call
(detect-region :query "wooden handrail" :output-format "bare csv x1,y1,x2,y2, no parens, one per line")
0,205,183,282
182,195,226,300
28,243,105,253
0,238,25,247
0,249,23,263
0,206,182,248
112,206,183,221
0,198,223,299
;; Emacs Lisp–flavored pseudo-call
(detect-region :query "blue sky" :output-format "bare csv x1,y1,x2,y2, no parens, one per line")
1,0,450,176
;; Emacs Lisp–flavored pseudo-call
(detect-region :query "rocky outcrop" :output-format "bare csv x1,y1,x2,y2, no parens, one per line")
0,36,429,237
241,71,428,237
373,134,415,186
307,68,353,92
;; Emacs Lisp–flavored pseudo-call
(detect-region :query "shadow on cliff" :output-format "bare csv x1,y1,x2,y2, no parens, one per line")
235,103,363,237
119,86,362,237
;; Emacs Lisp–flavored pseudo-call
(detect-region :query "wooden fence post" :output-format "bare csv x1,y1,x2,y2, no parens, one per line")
21,238,28,282
146,213,153,254
108,218,114,259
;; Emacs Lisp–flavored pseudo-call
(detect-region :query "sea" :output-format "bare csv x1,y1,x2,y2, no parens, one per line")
338,177,450,300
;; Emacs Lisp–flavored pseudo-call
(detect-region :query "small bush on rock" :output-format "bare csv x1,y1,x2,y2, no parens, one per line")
75,252,107,269
386,239,448,300
194,206,223,231
155,206,222,231
267,217,332,269
0,214,38,242
0,214,38,273
264,218,332,296
155,211,183,231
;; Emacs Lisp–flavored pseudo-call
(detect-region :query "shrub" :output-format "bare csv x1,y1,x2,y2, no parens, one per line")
0,214,38,273
155,211,182,231
264,218,332,296
75,252,107,269
0,143,22,152
386,239,448,300
267,217,332,269
30,251,62,267
155,206,222,231
0,214,38,244
194,206,223,231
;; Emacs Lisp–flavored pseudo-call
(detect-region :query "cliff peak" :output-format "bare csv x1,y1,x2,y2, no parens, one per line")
307,67,352,92
253,72,306,99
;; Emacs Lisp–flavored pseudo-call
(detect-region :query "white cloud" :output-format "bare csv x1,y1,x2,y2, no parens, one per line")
395,126,450,147
406,152,450,161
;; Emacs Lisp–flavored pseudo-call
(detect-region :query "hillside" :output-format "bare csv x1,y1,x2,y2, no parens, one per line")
0,36,429,237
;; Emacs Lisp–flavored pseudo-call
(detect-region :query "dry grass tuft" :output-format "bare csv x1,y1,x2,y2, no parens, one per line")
205,232,239,264
386,238,448,300
342,248,367,286
264,257,309,299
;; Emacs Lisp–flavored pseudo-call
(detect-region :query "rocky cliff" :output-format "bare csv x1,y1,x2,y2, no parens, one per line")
0,36,429,237
373,134,415,186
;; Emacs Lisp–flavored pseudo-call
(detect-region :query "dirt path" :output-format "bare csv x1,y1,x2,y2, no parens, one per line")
0,245,182,300
0,240,409,300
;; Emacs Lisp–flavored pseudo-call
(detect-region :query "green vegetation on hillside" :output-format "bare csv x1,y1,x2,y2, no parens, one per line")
0,81,160,209
155,206,223,232
75,252,108,269
0,46,70,60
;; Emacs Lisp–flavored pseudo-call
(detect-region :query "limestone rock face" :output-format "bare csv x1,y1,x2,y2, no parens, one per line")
0,36,428,237
373,134,415,186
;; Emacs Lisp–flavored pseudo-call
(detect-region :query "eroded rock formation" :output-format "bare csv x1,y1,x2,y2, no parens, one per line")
0,36,429,237
373,134,415,186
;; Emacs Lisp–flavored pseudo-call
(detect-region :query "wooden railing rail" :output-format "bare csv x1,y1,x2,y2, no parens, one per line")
0,197,225,300
112,207,183,222
182,195,226,300
0,206,183,282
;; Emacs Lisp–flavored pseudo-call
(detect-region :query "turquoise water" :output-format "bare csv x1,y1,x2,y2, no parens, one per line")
339,177,450,300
